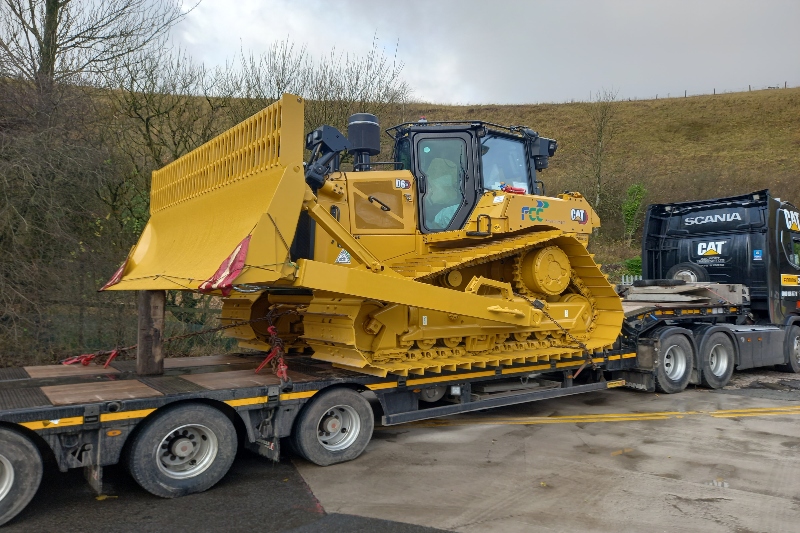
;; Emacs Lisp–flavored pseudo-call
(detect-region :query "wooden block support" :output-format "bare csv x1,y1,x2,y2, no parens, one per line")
137,290,166,375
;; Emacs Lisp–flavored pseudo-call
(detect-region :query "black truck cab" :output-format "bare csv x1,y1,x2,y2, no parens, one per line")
642,189,800,324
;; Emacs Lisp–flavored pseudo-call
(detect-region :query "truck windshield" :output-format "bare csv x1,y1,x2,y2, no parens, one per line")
481,135,528,193
418,137,467,231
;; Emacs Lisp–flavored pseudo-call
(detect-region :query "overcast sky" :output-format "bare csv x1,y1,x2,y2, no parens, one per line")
172,0,800,105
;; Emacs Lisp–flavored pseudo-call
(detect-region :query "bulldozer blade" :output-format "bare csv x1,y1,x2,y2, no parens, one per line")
103,94,306,292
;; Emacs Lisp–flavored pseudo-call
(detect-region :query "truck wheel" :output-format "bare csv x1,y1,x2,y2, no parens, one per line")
655,333,693,393
777,325,800,373
291,388,374,466
127,404,237,498
700,333,735,388
665,262,709,282
0,427,43,527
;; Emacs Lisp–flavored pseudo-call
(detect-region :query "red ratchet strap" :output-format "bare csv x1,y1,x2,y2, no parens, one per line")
500,184,526,195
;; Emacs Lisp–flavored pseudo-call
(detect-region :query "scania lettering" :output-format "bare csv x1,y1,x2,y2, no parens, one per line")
684,212,742,226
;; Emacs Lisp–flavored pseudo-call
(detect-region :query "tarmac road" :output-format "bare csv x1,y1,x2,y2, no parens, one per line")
6,369,800,532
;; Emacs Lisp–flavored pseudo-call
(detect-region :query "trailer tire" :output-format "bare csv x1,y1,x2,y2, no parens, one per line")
127,404,237,498
655,333,693,393
700,332,735,389
0,427,43,527
777,325,800,373
665,263,709,283
291,388,374,466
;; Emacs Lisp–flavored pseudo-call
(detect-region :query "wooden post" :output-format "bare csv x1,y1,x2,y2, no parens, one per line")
137,290,165,375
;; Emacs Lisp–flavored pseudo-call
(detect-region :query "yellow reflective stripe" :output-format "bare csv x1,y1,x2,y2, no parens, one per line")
607,355,621,360
366,382,396,391
20,416,84,430
225,396,268,407
501,364,550,374
407,370,495,386
622,352,636,359
606,380,626,388
100,409,156,422
280,390,317,401
555,360,584,368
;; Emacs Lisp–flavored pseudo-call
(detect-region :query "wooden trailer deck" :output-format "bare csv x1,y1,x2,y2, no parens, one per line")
0,354,342,411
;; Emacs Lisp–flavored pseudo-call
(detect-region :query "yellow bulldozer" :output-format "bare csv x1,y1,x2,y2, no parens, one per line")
103,94,623,378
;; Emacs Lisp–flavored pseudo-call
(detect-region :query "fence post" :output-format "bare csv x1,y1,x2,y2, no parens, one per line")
137,290,166,375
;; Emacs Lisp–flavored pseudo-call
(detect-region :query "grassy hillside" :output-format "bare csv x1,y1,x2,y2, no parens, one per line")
400,88,800,270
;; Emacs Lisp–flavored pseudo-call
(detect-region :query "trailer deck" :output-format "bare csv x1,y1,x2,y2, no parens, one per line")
0,351,637,428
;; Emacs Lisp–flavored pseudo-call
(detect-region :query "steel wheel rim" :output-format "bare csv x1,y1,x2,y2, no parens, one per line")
316,405,361,452
0,454,14,503
156,424,218,479
708,343,729,377
663,344,687,380
673,269,698,282
794,335,800,365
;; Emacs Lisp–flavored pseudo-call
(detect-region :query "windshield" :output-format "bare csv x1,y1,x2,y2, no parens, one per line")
481,135,528,193
418,137,467,231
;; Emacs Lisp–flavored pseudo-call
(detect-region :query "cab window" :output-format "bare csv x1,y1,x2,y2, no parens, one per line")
784,233,800,268
417,138,466,231
395,137,411,170
481,135,528,193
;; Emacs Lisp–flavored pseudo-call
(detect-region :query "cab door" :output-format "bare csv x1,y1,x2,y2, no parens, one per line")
412,132,478,233
776,206,800,321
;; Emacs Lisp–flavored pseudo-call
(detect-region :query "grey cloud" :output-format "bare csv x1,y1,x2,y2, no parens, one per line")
171,0,800,104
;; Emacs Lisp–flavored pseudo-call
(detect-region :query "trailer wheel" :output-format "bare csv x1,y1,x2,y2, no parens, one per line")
777,325,800,373
0,427,43,527
127,404,237,498
655,333,693,393
665,262,709,283
700,333,735,389
291,388,374,466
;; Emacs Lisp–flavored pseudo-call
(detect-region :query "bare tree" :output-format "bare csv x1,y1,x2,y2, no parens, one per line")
581,88,619,215
304,36,410,135
0,0,188,92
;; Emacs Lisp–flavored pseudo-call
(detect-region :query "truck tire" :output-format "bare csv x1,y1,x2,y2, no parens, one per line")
655,333,693,393
700,332,735,389
777,325,800,373
291,388,374,466
127,404,237,498
0,427,43,527
665,262,709,283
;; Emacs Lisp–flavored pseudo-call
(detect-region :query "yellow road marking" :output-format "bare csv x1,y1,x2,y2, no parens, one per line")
383,405,800,429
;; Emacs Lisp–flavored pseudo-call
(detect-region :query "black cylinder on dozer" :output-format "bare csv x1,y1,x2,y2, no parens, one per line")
348,113,381,171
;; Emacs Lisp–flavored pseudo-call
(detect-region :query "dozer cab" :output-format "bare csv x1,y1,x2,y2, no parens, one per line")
103,94,623,377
